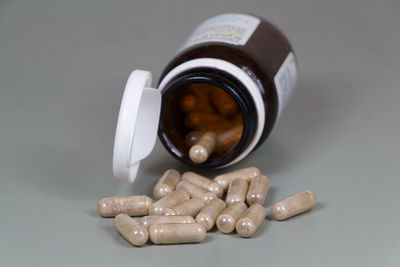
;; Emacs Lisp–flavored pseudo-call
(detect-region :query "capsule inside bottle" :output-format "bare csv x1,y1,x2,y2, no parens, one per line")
159,82,246,167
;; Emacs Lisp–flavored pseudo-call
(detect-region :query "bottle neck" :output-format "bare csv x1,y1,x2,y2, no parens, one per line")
158,58,266,167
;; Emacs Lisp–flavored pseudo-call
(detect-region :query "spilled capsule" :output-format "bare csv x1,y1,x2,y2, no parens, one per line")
139,215,195,230
153,169,181,200
114,214,148,246
214,167,260,192
216,202,247,234
182,172,223,197
163,198,205,217
271,190,317,221
226,178,248,206
149,223,206,244
176,180,217,203
97,195,152,217
149,190,190,215
246,175,270,205
196,198,226,231
236,204,266,238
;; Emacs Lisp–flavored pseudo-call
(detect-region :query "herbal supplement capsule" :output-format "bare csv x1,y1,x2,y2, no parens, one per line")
180,94,197,112
196,198,226,231
149,190,190,215
210,88,238,117
149,223,206,244
182,172,223,197
153,169,181,200
236,203,266,238
189,132,217,164
163,198,205,217
190,84,215,114
233,114,243,125
226,178,249,206
185,131,204,146
214,167,260,192
246,175,270,205
216,125,243,153
271,190,317,221
114,214,149,246
176,180,217,203
216,202,247,234
139,215,195,230
195,121,235,133
185,112,230,129
97,195,153,217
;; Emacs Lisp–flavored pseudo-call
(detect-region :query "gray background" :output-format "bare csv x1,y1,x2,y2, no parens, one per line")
1,0,399,266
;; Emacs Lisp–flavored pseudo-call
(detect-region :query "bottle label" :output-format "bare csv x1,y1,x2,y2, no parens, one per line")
180,13,260,50
274,52,298,120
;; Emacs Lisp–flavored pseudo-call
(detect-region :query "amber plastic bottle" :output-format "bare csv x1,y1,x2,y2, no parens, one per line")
156,13,297,168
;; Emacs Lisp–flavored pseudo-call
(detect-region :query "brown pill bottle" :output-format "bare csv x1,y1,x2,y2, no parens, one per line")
113,13,297,183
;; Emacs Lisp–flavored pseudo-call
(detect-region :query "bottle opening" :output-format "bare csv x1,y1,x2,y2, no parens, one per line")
158,68,257,168
165,83,243,157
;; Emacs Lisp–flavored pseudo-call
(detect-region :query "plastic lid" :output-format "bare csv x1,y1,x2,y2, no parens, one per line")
113,70,161,183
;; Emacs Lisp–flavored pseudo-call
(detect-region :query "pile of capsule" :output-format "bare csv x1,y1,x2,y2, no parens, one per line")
181,85,243,164
97,167,317,246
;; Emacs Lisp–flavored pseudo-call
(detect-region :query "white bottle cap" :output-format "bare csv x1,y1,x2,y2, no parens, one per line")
113,70,161,183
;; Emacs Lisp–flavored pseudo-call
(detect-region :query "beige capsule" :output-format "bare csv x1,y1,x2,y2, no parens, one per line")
194,121,235,133
149,223,206,244
139,215,195,230
271,190,317,221
153,169,181,200
182,172,223,197
236,203,266,238
149,190,190,215
163,198,205,217
215,125,243,153
196,198,226,231
216,202,247,234
114,214,148,246
189,84,215,114
97,195,153,217
185,131,204,147
185,112,230,129
180,94,197,113
226,178,249,206
189,132,217,164
246,175,270,205
210,88,239,118
176,180,217,203
233,114,243,125
214,167,261,192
